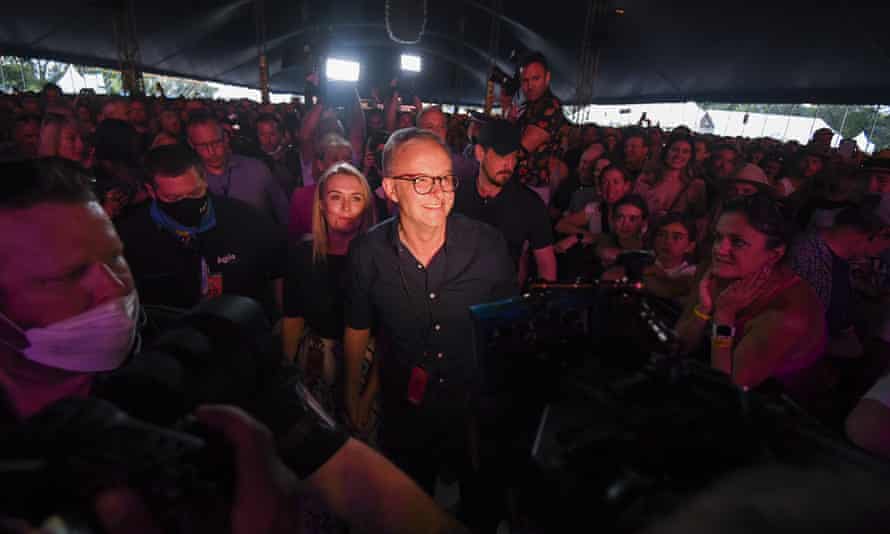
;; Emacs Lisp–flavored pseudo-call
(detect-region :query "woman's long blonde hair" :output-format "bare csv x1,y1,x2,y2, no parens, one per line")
311,162,377,264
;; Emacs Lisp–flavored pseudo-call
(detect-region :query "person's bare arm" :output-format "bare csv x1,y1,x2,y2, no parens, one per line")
299,103,324,162
520,124,550,155
643,268,696,300
846,398,890,459
384,89,399,132
532,245,557,282
281,317,305,363
555,210,592,236
348,88,365,164
343,327,371,430
307,438,469,534
675,270,712,354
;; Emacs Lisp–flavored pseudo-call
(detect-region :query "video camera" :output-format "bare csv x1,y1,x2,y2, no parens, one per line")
488,49,523,97
489,65,520,97
0,296,338,532
1,397,235,533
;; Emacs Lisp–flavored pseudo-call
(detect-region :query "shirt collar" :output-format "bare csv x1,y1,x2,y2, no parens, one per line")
207,153,240,175
387,214,473,256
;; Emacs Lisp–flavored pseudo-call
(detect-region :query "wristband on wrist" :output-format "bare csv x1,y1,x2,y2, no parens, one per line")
693,305,712,321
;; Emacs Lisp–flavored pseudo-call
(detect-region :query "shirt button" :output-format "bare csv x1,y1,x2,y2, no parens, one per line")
429,292,436,300
439,378,446,384
437,352,444,359
434,323,441,331
416,264,423,270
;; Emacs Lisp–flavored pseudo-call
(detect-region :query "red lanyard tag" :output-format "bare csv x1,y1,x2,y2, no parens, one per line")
406,366,429,405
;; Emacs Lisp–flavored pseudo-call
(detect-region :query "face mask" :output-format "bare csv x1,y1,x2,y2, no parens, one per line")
0,291,140,372
159,196,208,228
264,144,284,157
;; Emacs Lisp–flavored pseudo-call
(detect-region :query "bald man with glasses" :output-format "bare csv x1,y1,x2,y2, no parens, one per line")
343,128,516,529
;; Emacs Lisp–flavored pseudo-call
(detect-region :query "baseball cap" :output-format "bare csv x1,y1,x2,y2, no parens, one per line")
730,163,772,188
477,119,521,156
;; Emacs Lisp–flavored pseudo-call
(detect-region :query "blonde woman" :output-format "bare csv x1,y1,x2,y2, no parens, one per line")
281,162,379,441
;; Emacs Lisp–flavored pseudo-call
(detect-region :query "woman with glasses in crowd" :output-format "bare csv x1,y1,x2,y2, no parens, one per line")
676,193,826,397
281,162,379,442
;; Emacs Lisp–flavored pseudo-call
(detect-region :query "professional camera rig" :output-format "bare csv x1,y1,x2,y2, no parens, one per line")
0,296,336,533
1,397,235,532
468,277,890,532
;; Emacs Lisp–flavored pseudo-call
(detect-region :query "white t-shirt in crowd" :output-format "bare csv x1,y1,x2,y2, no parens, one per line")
656,260,697,279
778,177,797,197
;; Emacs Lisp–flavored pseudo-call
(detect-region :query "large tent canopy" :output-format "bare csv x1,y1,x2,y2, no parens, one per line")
3,1,889,105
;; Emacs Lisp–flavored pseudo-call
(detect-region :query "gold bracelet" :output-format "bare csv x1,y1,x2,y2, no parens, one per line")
693,305,712,322
712,337,733,349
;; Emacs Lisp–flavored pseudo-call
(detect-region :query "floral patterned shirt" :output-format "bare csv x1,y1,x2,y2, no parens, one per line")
516,90,566,187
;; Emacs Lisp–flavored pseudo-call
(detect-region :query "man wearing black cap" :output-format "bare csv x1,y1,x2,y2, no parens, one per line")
454,119,557,283
462,111,488,161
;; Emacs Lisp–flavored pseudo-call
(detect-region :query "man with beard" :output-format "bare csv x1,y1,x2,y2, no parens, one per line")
551,141,607,219
115,144,286,321
513,52,566,192
623,128,650,176
256,112,303,197
453,119,556,282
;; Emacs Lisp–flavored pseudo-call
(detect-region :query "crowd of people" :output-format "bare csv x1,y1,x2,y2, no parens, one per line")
2,49,890,532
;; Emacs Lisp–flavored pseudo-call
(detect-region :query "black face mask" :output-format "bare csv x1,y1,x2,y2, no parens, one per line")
159,196,208,227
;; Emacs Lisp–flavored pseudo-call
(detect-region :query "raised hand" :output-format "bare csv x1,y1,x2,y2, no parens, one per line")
715,265,774,321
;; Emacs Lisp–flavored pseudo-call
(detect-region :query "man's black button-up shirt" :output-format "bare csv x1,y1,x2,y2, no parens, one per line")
345,214,517,399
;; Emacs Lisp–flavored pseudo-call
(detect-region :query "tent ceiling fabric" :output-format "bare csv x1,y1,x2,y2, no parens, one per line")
2,1,890,105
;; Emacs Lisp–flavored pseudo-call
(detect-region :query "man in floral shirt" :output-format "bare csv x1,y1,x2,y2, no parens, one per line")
514,52,566,191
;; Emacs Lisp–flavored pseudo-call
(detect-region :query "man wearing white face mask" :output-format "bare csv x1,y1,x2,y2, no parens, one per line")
0,158,468,534
0,158,139,419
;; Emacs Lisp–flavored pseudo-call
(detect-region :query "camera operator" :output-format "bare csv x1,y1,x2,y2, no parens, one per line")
0,158,467,534
511,51,567,197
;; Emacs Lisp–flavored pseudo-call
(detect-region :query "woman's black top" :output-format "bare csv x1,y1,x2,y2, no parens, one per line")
283,239,349,339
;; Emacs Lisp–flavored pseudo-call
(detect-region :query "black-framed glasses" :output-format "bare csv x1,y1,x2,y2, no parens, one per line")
388,174,460,194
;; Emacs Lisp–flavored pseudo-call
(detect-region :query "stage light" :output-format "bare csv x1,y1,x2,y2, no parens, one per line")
401,54,421,73
326,58,360,82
